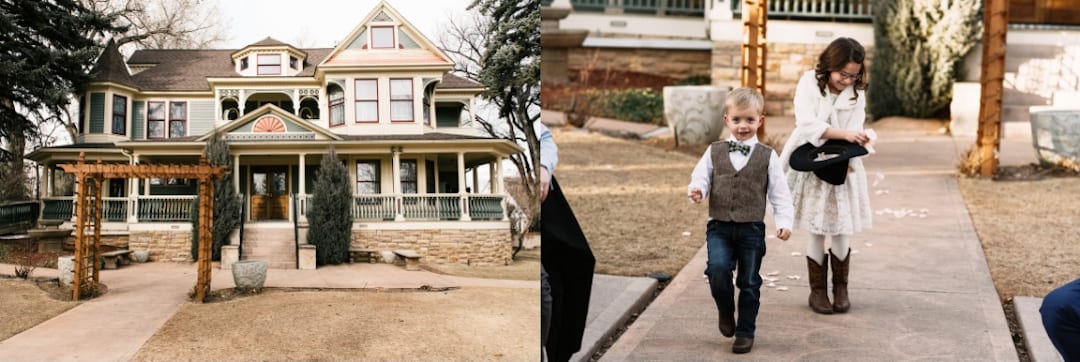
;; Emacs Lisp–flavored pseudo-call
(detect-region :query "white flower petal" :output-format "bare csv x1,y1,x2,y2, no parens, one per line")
776,286,789,291
791,252,802,257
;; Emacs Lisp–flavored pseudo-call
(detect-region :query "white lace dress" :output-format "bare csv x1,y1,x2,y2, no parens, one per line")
778,70,873,236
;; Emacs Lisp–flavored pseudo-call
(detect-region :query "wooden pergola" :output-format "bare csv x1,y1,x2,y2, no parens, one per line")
741,0,768,137
59,152,227,302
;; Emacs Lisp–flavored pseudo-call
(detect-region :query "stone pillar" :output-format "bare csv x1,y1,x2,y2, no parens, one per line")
297,244,316,270
540,0,587,85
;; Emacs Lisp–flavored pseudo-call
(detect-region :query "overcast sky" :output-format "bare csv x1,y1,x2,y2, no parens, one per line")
215,0,477,49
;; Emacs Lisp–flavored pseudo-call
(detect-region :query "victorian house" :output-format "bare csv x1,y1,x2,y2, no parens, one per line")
27,1,521,268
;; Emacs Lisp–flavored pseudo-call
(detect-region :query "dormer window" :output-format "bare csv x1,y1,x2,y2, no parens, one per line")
371,26,395,48
258,54,281,75
240,57,249,70
289,56,298,70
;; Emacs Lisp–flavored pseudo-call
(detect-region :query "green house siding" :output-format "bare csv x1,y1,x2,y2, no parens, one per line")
131,101,145,140
89,93,105,134
188,100,215,136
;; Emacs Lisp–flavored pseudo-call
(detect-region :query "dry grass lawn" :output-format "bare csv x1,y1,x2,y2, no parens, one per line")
131,287,539,362
958,173,1080,299
552,128,708,277
0,278,76,341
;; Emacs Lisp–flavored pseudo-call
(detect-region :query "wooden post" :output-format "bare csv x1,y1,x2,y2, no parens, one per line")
71,155,86,301
976,0,1008,177
92,173,103,284
741,0,768,137
194,154,215,303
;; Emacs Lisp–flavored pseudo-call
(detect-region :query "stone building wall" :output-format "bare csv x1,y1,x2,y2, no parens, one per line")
351,228,512,266
567,47,712,83
129,230,193,262
712,41,876,117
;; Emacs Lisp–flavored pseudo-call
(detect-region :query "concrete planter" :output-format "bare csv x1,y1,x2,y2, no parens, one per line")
132,250,150,263
663,86,729,146
231,260,268,292
1029,107,1080,167
57,256,74,286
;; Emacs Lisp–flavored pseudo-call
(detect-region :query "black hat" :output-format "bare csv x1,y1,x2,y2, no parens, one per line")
788,140,869,185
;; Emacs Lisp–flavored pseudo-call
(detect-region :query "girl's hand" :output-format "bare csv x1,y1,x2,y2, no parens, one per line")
844,130,870,145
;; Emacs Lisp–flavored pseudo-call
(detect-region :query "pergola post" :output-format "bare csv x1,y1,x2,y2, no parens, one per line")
976,0,1008,177
741,0,768,137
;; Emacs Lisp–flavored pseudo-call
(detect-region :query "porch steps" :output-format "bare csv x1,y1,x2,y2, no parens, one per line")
240,223,297,269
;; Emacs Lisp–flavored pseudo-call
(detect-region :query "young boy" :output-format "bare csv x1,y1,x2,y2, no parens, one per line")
687,87,794,354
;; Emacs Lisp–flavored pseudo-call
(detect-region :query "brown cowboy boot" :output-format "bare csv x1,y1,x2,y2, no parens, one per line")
806,256,833,314
830,248,851,313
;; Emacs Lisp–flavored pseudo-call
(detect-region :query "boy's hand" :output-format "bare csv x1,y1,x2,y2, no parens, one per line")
776,228,791,241
540,166,551,203
688,188,703,203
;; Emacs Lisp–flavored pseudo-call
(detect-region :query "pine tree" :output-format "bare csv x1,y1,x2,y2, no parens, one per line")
868,0,982,119
190,132,241,261
306,148,352,265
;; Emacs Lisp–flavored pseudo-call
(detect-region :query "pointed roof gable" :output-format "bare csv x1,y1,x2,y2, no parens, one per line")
91,39,138,89
198,104,342,142
248,36,290,47
321,1,454,68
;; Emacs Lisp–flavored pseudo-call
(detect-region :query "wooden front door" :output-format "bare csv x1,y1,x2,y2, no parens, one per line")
250,167,289,220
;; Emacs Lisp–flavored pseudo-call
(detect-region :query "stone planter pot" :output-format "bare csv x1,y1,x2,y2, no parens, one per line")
1029,106,1080,167
663,85,729,146
57,256,74,286
231,260,268,292
132,250,150,263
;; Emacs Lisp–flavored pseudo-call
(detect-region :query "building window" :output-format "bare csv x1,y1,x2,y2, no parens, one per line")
355,79,378,122
356,160,381,195
371,26,395,48
112,95,126,135
147,101,166,139
240,57,249,70
146,101,186,138
169,102,187,138
257,54,280,75
390,79,413,121
328,84,345,126
289,56,298,70
400,160,417,194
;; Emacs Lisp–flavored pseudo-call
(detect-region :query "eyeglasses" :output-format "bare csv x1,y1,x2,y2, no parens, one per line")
836,71,861,81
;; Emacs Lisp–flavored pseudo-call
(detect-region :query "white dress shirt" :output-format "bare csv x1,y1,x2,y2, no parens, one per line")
687,135,795,230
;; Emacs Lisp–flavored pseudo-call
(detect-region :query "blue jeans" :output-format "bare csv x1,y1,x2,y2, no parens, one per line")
1041,278,1080,362
705,220,766,338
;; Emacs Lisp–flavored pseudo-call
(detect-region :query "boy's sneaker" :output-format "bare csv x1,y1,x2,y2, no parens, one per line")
732,337,754,354
718,313,735,337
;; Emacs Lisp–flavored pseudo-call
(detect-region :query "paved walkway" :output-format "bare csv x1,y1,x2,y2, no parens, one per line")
0,261,536,362
549,115,1036,361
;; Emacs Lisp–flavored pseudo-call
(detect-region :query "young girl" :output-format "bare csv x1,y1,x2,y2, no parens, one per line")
779,37,872,315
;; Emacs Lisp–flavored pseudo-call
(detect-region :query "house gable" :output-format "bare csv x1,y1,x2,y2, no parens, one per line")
321,1,453,68
199,104,342,142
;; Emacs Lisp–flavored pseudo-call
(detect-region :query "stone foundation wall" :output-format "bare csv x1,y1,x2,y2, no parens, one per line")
567,47,712,82
712,41,876,117
62,235,129,251
129,230,193,262
351,228,512,266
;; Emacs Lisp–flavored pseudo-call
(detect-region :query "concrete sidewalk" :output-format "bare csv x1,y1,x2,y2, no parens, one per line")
0,261,537,362
568,116,1032,361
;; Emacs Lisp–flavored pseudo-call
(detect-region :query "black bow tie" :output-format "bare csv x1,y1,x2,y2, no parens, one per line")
728,140,751,155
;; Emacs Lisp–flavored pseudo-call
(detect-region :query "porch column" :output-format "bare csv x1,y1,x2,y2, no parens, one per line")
46,165,53,197
298,153,306,223
292,89,300,116
128,154,139,223
489,158,499,194
238,90,246,115
392,146,404,221
472,168,479,193
458,152,470,221
233,154,240,193
433,159,441,193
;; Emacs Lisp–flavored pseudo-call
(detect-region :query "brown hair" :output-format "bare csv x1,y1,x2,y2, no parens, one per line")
814,37,867,100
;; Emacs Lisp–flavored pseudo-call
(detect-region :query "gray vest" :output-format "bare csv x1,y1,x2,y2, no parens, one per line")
709,142,771,222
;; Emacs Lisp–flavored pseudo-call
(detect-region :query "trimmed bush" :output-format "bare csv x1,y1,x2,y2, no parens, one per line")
868,0,982,119
307,148,352,265
597,88,664,124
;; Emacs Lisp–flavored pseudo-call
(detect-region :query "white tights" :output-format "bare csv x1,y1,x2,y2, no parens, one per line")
807,234,850,264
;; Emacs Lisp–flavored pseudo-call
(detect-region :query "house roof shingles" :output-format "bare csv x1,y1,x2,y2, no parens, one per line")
125,48,333,91
440,73,484,89
91,40,138,89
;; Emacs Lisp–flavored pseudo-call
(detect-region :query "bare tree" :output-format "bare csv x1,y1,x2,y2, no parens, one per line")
81,0,227,51
440,3,542,226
